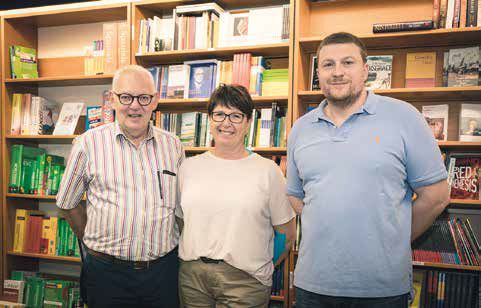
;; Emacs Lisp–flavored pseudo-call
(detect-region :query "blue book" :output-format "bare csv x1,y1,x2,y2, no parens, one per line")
273,231,286,263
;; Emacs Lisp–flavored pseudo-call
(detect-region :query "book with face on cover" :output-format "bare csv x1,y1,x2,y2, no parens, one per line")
459,103,481,141
422,104,448,141
52,102,84,135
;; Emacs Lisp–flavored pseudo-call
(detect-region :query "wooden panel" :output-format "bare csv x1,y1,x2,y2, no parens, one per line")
136,44,290,66
7,252,81,263
5,74,113,87
4,5,128,27
38,57,84,78
306,0,433,38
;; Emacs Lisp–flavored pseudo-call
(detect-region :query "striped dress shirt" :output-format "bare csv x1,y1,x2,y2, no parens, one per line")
57,122,185,261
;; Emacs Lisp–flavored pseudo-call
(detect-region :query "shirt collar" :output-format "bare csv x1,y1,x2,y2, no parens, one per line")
114,121,156,143
313,90,377,123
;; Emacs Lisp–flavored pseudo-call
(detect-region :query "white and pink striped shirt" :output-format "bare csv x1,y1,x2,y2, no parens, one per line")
57,122,185,261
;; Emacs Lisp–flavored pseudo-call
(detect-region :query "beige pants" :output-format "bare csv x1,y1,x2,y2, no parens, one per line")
179,259,271,308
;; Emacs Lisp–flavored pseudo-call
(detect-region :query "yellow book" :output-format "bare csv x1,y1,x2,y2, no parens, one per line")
48,216,58,256
40,217,51,254
410,271,424,308
13,209,30,253
255,119,261,147
405,52,436,88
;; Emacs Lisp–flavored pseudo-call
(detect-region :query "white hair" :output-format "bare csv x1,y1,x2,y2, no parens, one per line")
112,65,155,91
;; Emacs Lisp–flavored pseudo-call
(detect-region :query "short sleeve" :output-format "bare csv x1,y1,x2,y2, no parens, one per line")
56,137,88,209
404,108,448,189
268,163,296,226
287,125,305,198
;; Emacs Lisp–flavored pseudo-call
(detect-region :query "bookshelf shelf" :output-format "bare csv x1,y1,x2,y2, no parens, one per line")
6,135,78,144
299,27,481,52
5,75,113,87
412,261,481,272
136,43,290,66
157,96,289,110
438,141,481,149
7,251,81,263
297,87,481,103
449,199,481,206
7,194,57,200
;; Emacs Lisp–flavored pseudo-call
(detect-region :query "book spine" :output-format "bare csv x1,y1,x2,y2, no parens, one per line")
434,0,441,28
13,209,29,252
460,0,468,26
103,22,118,74
118,22,130,68
440,0,449,27
372,20,434,33
467,0,478,26
453,0,461,27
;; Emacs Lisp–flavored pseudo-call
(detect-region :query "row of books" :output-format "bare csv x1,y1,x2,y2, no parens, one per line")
8,145,65,196
422,103,481,142
4,274,83,308
372,0,481,33
136,2,289,53
147,54,276,99
310,46,480,91
13,210,80,258
411,269,479,308
152,105,287,148
84,22,129,75
270,261,285,297
412,216,480,266
10,94,86,136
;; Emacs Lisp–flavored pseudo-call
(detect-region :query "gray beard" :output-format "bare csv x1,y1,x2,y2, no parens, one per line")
325,88,364,109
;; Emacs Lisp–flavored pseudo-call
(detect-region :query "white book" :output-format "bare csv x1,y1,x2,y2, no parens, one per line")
445,0,455,29
248,6,284,43
175,2,225,15
159,16,174,51
459,103,481,141
53,102,84,135
21,93,32,135
365,55,393,90
258,108,272,147
422,104,448,141
29,96,40,136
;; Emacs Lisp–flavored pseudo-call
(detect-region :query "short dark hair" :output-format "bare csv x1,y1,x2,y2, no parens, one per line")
317,32,367,63
207,84,253,120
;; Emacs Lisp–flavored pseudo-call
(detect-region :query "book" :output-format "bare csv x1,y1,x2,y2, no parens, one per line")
405,52,436,88
422,104,448,141
365,55,393,89
103,23,118,74
459,103,481,141
447,46,479,87
52,103,84,135
86,106,103,130
3,280,25,304
167,65,188,99
410,271,424,307
372,20,434,33
185,59,217,98
10,45,38,79
447,153,481,200
310,55,320,91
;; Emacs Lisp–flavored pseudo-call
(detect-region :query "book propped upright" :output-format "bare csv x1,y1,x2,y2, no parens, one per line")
422,104,448,141
365,55,393,89
10,45,39,79
52,102,84,135
405,52,436,88
459,103,481,141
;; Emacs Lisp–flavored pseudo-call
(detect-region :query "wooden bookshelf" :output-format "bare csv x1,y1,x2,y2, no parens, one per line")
4,74,113,87
7,252,81,263
412,261,481,272
0,1,131,296
156,96,289,111
290,0,481,307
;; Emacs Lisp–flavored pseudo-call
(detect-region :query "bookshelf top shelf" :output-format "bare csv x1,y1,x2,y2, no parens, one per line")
136,43,290,66
3,3,128,27
156,96,288,110
5,75,114,87
412,261,481,271
133,0,290,11
298,87,481,102
299,27,481,52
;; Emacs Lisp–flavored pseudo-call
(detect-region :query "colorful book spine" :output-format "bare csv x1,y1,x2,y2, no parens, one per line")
372,20,434,33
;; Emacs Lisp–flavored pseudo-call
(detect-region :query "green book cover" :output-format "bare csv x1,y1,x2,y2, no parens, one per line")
51,165,61,196
46,155,64,195
56,218,64,256
36,153,47,195
67,225,75,256
9,144,24,193
43,280,74,308
30,159,39,194
10,270,39,281
24,276,45,308
11,45,39,79
19,158,34,194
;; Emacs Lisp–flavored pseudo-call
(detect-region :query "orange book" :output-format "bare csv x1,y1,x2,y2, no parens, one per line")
103,22,119,74
459,0,467,27
433,0,441,28
48,216,58,255
117,22,130,68
40,217,51,254
405,52,436,88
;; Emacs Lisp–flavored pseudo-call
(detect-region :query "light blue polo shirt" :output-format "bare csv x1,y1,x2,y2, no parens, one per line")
287,91,447,297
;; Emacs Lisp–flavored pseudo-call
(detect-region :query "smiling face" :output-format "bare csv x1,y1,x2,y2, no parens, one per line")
317,43,368,108
112,69,158,139
209,105,250,149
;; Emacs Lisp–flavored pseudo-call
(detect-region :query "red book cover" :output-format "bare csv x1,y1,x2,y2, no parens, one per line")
448,154,481,200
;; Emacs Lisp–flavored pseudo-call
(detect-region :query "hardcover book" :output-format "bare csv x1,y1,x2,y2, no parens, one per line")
52,102,84,135
447,46,479,87
422,104,448,141
405,52,436,88
184,59,218,98
365,55,393,89
447,153,481,200
459,103,481,141
310,55,320,91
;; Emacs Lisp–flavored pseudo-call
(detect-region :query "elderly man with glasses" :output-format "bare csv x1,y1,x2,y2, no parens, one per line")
57,65,185,308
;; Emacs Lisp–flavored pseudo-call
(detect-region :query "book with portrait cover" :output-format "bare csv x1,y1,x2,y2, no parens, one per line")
366,55,393,89
447,153,481,200
184,59,218,98
458,103,481,141
405,52,436,88
447,46,479,87
422,104,448,141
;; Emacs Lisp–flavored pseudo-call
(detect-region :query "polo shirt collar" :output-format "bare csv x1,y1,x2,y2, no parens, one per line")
313,90,377,123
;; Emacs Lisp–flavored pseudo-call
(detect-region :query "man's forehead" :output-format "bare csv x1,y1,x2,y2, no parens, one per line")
318,43,362,60
114,71,154,91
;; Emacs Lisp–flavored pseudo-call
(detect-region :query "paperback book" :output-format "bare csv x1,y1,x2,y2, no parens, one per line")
10,45,39,79
447,153,481,200
422,104,448,141
447,46,479,87
365,55,393,89
459,103,481,141
52,103,84,135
